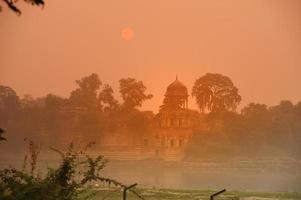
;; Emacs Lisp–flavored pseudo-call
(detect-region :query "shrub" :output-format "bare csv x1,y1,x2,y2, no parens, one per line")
0,140,124,200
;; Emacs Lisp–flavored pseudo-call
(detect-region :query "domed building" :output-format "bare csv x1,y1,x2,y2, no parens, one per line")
163,76,189,109
157,76,196,129
99,77,199,161
149,77,198,161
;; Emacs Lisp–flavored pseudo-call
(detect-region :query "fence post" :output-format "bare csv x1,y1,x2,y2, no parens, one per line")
123,183,138,200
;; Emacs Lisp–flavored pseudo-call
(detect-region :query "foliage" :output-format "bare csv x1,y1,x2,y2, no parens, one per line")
0,86,20,131
1,73,301,159
186,100,301,160
0,140,127,200
98,84,119,113
0,85,20,112
192,73,241,113
45,94,66,110
69,73,102,109
119,78,153,110
0,0,44,15
0,73,156,149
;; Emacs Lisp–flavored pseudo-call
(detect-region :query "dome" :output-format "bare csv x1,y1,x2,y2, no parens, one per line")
165,77,188,96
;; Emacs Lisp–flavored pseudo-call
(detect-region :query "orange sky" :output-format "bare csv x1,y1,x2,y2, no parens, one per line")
1,0,301,112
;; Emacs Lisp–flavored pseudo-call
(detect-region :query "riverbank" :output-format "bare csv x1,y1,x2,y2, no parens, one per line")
80,187,301,200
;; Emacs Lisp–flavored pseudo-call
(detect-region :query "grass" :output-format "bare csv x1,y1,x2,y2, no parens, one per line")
80,187,301,200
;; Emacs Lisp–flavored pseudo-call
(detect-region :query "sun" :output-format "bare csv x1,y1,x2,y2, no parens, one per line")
121,27,134,41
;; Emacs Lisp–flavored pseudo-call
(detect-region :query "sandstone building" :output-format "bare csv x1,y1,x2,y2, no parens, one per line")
100,77,198,161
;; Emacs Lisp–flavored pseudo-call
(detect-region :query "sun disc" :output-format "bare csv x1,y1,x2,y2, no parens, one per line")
121,27,134,41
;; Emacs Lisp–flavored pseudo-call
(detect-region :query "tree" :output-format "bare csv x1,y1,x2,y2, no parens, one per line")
45,94,66,110
294,101,301,117
192,73,241,113
241,103,268,118
0,0,44,15
119,78,153,110
293,101,301,155
69,73,102,109
0,85,20,128
20,94,37,109
270,100,294,115
241,103,270,132
241,103,270,147
98,84,119,113
0,85,20,112
0,141,140,200
269,100,295,147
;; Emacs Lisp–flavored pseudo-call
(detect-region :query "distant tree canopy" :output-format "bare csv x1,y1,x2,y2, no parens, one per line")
186,99,301,160
45,94,66,110
241,103,269,118
98,84,119,113
119,78,153,110
1,73,301,159
68,74,153,112
192,73,241,113
0,74,155,147
0,85,19,107
69,73,102,109
0,85,20,113
0,0,44,15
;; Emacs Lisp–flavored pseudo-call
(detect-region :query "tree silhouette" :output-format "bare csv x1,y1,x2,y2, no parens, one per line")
45,94,66,110
119,78,153,110
0,85,20,110
241,103,268,118
192,73,241,113
0,0,44,15
269,100,295,147
98,84,119,113
69,73,102,109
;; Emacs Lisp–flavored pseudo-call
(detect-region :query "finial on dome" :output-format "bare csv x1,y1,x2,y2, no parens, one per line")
176,75,178,80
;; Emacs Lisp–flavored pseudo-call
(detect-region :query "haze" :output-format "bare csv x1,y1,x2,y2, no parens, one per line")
1,0,301,112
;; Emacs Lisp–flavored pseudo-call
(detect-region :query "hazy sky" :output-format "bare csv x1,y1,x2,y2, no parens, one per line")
1,0,301,112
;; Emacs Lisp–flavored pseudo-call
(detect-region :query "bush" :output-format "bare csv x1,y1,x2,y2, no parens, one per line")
0,140,124,200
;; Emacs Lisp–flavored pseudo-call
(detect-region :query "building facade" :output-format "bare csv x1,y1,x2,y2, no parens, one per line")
100,77,198,161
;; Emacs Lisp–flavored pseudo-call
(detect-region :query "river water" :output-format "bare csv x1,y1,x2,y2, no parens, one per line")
1,154,300,192
101,160,301,192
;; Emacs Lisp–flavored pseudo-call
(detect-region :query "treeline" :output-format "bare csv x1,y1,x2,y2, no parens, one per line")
0,73,154,150
186,101,301,160
1,72,301,159
183,73,300,159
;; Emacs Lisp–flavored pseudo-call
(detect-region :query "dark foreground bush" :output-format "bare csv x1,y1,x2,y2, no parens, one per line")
0,140,124,200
